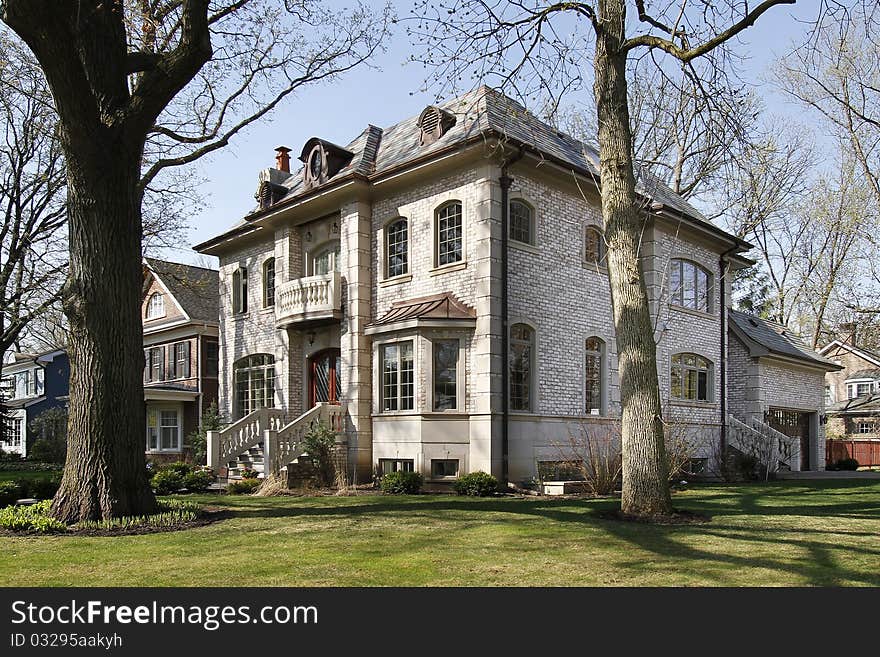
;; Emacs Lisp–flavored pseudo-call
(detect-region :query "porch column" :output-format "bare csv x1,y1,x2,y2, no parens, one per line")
340,199,373,483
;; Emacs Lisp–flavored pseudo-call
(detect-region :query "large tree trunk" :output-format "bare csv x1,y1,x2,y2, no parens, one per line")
51,140,156,522
594,0,671,516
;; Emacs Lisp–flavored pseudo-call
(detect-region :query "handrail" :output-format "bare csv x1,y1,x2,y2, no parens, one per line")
216,407,285,465
266,403,347,476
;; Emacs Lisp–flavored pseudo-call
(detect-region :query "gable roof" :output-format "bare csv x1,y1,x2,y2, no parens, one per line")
818,339,880,368
144,258,219,324
729,310,842,370
196,86,748,254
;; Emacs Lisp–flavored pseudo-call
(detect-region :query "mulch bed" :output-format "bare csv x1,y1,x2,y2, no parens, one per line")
595,508,711,525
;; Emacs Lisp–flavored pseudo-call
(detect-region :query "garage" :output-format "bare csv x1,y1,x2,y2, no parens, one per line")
766,408,811,470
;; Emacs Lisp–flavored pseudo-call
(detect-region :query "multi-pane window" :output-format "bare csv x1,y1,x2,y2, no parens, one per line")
9,369,43,399
585,337,605,415
233,354,275,419
436,202,463,266
381,341,414,412
312,242,340,275
2,418,22,447
171,342,190,379
584,226,605,265
205,341,219,377
263,258,275,308
432,340,459,411
379,459,415,475
857,422,873,434
386,218,409,278
146,346,165,382
146,409,180,452
848,382,874,398
146,292,165,319
671,353,712,402
669,259,712,312
232,267,248,314
510,324,534,411
431,459,459,478
538,460,585,481
510,200,533,244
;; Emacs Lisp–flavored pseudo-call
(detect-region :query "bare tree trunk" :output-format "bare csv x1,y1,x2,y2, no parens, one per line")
595,0,671,516
51,139,156,522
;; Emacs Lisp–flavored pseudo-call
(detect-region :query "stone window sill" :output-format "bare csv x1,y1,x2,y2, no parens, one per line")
429,261,467,277
379,274,413,288
669,304,715,320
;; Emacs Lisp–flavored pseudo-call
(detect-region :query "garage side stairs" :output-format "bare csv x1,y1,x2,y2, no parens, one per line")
727,415,801,477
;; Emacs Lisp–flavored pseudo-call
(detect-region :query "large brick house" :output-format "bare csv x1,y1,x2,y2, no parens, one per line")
819,338,880,441
195,86,833,483
142,258,220,462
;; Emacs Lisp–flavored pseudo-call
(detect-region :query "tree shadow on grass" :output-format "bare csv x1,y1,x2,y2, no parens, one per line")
219,482,880,586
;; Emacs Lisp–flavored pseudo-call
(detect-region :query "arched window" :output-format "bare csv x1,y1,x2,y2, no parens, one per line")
436,201,463,266
671,353,712,402
232,266,248,314
262,258,275,308
312,241,340,275
669,259,712,312
386,218,408,278
584,226,605,265
146,292,165,319
510,323,535,412
585,337,606,415
233,354,275,419
509,199,534,245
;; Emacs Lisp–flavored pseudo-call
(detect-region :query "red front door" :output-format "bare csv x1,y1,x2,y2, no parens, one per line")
309,349,341,406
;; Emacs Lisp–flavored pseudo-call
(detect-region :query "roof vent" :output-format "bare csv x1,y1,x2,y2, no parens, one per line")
418,105,456,146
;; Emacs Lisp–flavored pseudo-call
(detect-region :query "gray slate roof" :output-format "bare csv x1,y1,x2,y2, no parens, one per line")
145,258,219,324
729,309,840,369
198,86,733,250
846,368,880,380
827,394,880,414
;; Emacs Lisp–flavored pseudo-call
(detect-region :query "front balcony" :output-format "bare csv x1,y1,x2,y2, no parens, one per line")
275,271,342,328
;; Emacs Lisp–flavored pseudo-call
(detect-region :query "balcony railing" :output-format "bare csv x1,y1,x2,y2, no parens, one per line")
275,271,342,326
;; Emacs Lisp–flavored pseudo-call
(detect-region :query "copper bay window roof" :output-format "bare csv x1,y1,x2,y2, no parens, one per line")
366,292,476,333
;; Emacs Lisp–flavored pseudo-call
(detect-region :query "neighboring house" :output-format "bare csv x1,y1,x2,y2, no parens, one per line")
195,85,831,483
142,258,220,463
818,338,880,440
727,311,841,470
0,349,70,457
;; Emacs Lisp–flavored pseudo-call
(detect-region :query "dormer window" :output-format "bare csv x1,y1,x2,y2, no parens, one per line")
299,138,354,190
418,105,456,146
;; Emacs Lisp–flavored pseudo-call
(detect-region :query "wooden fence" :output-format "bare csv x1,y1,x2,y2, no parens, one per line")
826,439,880,467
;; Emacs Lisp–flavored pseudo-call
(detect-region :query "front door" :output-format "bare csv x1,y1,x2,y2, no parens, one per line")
309,349,341,406
766,408,811,470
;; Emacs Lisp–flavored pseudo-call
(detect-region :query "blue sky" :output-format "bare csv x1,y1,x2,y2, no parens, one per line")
169,1,822,267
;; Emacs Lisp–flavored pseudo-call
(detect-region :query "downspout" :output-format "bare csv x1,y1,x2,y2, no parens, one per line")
500,147,525,486
719,245,738,456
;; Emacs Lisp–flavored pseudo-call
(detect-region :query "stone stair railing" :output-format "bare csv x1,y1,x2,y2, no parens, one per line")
727,415,801,479
265,403,346,476
208,403,346,477
207,407,285,472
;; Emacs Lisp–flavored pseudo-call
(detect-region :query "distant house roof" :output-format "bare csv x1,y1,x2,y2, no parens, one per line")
818,339,880,368
827,394,880,415
846,368,880,380
196,86,749,254
144,258,219,324
729,310,842,370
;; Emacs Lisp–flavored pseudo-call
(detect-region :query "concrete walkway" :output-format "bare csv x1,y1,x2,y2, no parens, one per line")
776,470,880,480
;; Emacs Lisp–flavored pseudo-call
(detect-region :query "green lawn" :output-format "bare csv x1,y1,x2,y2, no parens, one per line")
2,480,879,586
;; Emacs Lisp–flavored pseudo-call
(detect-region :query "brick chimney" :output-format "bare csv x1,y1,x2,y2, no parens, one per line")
275,146,291,173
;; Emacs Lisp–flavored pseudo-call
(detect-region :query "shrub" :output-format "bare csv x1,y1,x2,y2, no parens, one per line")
0,448,23,462
164,461,194,477
0,461,61,472
0,481,24,507
186,403,223,466
380,470,423,494
28,408,68,463
453,471,499,497
834,457,859,471
26,476,61,500
304,422,337,486
183,470,215,492
0,500,66,533
227,478,261,495
151,469,185,495
239,467,259,479
75,499,201,532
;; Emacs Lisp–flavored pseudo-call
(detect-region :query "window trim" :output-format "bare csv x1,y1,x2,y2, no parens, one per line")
427,337,464,413
383,216,410,281
509,198,536,247
585,336,607,416
378,339,416,414
668,258,713,314
509,322,537,413
430,458,460,480
232,266,248,315
146,406,182,453
262,257,276,308
433,200,465,270
670,352,714,403
146,292,166,320
583,225,607,268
